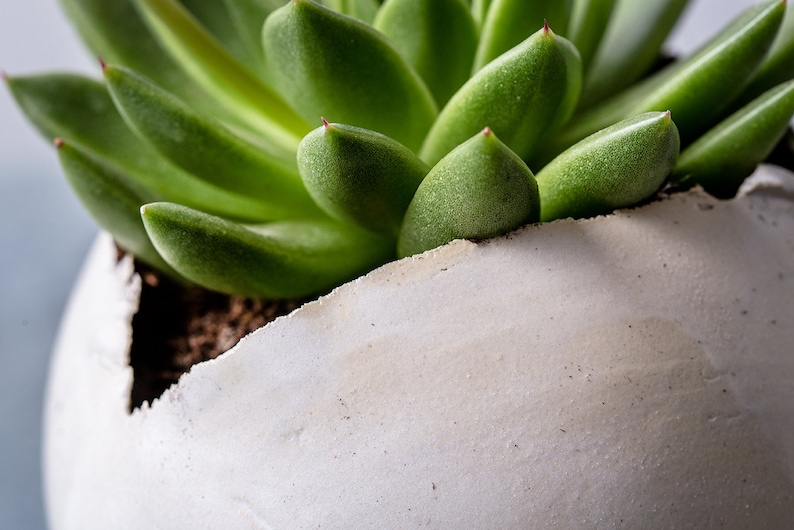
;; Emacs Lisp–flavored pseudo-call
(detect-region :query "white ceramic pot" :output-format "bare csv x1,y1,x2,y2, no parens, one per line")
44,166,794,529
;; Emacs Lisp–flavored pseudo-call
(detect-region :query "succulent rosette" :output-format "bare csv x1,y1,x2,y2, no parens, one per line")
7,0,794,298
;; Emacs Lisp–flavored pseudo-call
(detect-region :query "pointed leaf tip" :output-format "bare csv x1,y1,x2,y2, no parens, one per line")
98,56,106,70
321,117,330,128
544,19,550,33
54,138,64,149
0,71,8,82
483,127,492,136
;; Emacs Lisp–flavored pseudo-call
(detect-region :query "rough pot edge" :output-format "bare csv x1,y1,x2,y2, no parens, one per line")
44,165,794,529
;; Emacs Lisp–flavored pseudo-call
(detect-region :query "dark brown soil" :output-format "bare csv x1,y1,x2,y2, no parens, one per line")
127,260,304,411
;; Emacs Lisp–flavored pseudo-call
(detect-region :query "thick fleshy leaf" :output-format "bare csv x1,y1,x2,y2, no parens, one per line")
735,4,794,107
177,0,264,75
263,0,438,152
103,64,322,220
374,0,477,106
567,0,616,74
472,0,572,73
55,139,176,274
470,0,492,30
298,121,429,236
321,0,380,23
141,203,395,298
220,0,285,82
536,112,680,222
399,128,539,258
673,80,794,197
551,0,786,158
579,0,691,109
420,23,581,166
134,0,310,151
57,0,217,115
6,72,291,222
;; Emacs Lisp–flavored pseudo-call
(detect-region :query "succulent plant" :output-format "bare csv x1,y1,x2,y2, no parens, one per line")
7,0,794,299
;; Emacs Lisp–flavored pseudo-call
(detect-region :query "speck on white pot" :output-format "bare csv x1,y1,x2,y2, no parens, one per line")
44,166,794,529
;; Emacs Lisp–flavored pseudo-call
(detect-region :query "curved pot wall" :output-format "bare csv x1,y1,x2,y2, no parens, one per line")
45,167,794,528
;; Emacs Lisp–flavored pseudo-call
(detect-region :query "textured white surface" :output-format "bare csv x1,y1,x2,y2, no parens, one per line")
45,167,794,529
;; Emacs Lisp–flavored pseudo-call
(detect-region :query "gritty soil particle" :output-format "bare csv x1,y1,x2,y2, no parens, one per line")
127,258,304,410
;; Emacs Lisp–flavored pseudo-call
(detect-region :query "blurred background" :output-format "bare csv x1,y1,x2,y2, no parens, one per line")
0,0,770,527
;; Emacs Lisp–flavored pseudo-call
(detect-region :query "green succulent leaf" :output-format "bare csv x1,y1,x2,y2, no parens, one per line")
321,0,380,23
134,0,310,151
263,0,438,153
219,0,284,77
672,79,794,197
469,0,492,30
630,0,786,141
579,0,691,109
536,112,680,223
734,3,794,107
8,73,133,155
141,203,395,298
420,23,581,166
103,64,322,221
373,0,477,107
57,0,218,116
399,128,540,258
555,0,786,155
298,121,430,236
55,139,176,274
567,0,616,74
12,0,792,301
7,72,290,223
177,0,264,76
472,0,572,73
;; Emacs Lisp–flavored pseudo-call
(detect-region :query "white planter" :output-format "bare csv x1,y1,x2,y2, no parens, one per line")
44,166,794,529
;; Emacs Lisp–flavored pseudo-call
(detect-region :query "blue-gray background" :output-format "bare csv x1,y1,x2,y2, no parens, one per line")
0,0,766,527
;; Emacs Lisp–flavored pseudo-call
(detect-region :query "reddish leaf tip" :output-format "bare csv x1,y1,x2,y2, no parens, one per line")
321,117,330,129
54,138,65,149
483,127,492,137
98,56,107,70
0,70,8,82
665,110,672,119
543,19,550,33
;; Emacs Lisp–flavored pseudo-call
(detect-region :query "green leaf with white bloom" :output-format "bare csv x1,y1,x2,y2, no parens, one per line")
472,0,572,73
374,0,477,107
103,64,322,221
734,3,794,107
420,23,581,166
142,203,395,298
567,0,616,74
579,0,691,109
56,139,176,274
672,80,794,198
554,0,786,156
298,121,429,236
7,73,291,223
263,0,438,153
536,112,679,223
134,0,310,151
399,128,540,258
321,0,380,23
